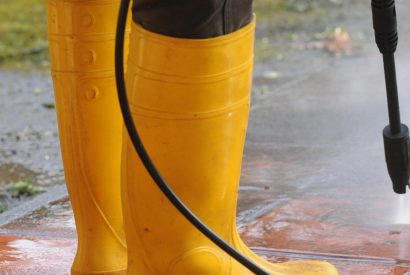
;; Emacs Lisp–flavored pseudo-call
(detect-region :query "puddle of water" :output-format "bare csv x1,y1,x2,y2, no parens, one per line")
0,236,75,274
0,163,38,184
0,163,46,214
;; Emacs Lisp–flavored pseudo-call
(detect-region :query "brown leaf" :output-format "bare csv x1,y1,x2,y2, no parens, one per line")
324,27,356,56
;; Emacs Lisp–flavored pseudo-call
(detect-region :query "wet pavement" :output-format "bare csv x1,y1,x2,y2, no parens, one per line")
0,70,64,212
0,70,61,177
0,199,75,275
3,49,410,274
4,1,410,274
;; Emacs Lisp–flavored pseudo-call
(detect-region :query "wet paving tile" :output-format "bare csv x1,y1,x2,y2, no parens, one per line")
0,235,75,275
240,192,410,261
237,43,410,273
0,199,75,274
1,198,76,238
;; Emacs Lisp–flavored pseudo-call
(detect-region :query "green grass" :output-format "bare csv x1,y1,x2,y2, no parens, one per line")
9,180,42,197
0,179,43,213
253,0,347,62
0,204,9,213
0,0,49,69
0,0,340,69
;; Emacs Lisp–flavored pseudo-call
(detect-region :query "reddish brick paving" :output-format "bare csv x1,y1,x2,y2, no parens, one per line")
1,197,410,274
0,235,75,275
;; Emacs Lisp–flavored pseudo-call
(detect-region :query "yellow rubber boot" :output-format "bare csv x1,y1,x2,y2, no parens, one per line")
121,19,339,275
47,0,129,274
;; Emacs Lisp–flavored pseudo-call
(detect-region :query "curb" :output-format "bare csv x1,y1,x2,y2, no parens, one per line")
0,184,68,226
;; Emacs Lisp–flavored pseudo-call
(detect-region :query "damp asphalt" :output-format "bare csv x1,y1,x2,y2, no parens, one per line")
3,0,410,274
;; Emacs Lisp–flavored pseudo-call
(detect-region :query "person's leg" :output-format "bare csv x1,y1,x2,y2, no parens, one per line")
122,1,339,274
47,0,128,273
132,0,253,38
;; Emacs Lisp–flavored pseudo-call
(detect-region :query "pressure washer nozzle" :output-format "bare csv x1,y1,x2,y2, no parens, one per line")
383,124,410,194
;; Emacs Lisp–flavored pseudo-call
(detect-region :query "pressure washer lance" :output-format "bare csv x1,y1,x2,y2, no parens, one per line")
372,0,410,194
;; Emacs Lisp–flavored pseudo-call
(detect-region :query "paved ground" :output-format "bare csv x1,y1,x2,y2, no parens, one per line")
3,45,410,274
4,1,410,274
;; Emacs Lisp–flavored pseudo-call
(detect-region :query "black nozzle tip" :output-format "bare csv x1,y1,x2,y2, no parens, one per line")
383,124,410,194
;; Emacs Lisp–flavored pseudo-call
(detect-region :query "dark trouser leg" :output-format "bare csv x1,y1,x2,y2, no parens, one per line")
132,0,253,38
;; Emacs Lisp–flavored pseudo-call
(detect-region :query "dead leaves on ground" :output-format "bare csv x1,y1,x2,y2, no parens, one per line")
292,27,358,56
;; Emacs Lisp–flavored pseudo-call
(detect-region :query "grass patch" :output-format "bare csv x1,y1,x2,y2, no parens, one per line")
0,0,49,70
42,102,55,109
253,0,326,62
0,178,43,213
9,180,42,198
0,204,9,214
0,0,323,70
0,0,348,69
253,0,348,62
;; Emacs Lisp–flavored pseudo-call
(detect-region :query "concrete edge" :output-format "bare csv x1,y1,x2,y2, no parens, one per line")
237,197,290,228
0,184,68,227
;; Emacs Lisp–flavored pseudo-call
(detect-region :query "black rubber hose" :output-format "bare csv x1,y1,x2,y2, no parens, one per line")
115,0,269,274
